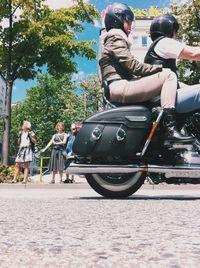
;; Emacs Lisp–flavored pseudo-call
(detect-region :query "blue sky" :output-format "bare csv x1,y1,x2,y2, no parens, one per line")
13,0,173,102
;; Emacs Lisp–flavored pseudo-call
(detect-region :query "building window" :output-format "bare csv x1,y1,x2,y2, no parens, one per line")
132,35,139,45
142,36,147,47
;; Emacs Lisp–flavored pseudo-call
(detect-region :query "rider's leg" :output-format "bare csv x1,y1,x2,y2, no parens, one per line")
109,69,193,142
109,69,177,105
176,84,200,113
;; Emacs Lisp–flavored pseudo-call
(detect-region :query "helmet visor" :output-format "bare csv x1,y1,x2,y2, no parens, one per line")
123,9,134,22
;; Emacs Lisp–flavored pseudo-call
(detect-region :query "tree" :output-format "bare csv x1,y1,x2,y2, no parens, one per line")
10,73,83,157
80,74,102,117
0,0,99,164
171,0,200,85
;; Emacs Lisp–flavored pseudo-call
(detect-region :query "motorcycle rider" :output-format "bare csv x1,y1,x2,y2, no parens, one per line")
99,3,193,143
144,14,200,114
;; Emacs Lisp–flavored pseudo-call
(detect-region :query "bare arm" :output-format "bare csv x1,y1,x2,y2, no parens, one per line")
29,131,36,144
41,135,54,152
17,131,22,145
107,35,163,77
179,45,200,61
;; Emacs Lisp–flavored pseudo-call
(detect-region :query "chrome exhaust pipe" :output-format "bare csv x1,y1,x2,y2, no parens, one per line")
66,163,142,174
66,162,200,178
147,165,200,178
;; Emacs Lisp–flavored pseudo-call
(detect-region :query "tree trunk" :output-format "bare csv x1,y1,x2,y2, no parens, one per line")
2,0,13,165
2,81,12,165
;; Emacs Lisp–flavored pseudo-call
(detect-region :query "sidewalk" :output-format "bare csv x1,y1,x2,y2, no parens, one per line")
30,173,87,184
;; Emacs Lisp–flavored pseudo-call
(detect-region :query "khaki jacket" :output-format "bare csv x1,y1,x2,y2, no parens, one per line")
99,29,162,82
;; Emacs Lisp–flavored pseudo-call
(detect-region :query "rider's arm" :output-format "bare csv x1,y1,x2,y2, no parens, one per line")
107,33,162,77
179,45,200,61
154,38,185,59
154,38,200,61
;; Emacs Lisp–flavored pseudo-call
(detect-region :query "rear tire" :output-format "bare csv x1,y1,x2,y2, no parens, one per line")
86,172,146,198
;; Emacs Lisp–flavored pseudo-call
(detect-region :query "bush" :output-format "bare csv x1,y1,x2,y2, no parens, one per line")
0,164,23,183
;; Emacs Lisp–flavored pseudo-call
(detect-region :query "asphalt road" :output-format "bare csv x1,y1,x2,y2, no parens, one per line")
0,183,200,268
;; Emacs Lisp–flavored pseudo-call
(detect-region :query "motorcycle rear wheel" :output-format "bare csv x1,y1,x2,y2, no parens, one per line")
85,172,146,198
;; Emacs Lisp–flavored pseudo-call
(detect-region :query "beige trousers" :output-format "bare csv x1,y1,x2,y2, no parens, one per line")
109,69,177,108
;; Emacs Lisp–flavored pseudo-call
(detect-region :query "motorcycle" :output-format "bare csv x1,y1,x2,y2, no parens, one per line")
66,81,200,198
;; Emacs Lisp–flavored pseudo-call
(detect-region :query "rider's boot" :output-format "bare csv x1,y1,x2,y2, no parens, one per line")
163,108,194,143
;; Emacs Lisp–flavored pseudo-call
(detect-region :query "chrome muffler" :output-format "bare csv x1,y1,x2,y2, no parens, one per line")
147,165,200,178
66,163,141,174
66,162,200,178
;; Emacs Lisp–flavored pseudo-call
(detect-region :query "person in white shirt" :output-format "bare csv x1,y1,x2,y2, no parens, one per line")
13,120,36,184
144,14,200,113
100,3,193,143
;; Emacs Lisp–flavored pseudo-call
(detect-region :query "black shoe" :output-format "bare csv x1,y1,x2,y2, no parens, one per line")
63,179,70,183
163,108,194,143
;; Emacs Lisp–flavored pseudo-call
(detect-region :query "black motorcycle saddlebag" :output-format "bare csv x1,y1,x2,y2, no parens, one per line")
73,106,152,158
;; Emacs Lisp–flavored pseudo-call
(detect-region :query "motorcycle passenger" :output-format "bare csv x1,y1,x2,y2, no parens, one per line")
99,3,193,143
144,14,200,114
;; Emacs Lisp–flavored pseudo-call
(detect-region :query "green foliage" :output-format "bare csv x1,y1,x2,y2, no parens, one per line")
10,73,85,155
80,74,102,117
0,0,100,80
171,0,200,84
0,0,100,163
10,73,103,157
0,164,23,183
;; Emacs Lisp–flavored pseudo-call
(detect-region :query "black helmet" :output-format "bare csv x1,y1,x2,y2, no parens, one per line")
104,3,134,32
150,14,179,41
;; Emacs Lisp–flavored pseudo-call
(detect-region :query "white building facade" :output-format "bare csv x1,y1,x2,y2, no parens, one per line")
129,18,153,62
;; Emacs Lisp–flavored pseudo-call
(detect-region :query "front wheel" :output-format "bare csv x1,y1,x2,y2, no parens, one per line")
85,172,146,198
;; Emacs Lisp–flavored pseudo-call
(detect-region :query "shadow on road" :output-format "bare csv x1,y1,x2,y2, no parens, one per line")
76,195,200,201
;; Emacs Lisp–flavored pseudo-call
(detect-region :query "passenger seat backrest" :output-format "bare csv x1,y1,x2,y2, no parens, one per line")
101,80,116,109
